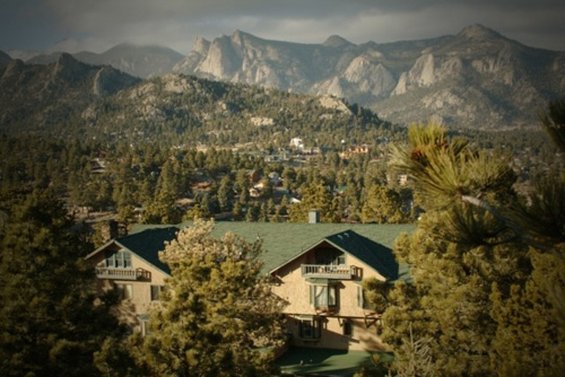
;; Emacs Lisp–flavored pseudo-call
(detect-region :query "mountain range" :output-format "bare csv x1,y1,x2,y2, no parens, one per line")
172,25,565,129
2,24,565,129
24,44,184,79
0,53,400,148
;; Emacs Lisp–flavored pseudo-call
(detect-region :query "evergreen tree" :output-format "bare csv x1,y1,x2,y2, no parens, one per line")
379,118,565,376
217,175,235,212
134,220,285,376
289,182,336,222
259,202,270,222
184,202,211,221
490,248,565,376
361,184,405,224
0,192,130,376
245,202,259,222
232,201,244,220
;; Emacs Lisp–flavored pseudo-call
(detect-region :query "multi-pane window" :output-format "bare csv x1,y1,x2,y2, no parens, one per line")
299,318,320,339
309,284,337,308
105,250,132,268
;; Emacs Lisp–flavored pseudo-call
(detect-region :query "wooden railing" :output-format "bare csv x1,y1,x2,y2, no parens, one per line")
301,264,357,279
95,267,151,281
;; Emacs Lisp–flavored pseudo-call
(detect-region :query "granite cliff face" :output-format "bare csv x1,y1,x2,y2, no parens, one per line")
174,25,565,129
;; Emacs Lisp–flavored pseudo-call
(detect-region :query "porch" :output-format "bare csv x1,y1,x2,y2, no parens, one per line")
95,267,151,281
301,264,358,279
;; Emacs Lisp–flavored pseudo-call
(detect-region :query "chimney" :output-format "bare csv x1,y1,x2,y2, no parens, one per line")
99,219,120,242
308,209,321,224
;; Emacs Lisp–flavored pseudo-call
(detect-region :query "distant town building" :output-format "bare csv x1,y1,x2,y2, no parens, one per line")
290,137,304,150
339,145,370,159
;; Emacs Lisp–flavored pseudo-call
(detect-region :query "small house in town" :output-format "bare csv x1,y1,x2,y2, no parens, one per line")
86,220,412,351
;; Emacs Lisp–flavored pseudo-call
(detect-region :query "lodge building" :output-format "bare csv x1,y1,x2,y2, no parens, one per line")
86,219,412,351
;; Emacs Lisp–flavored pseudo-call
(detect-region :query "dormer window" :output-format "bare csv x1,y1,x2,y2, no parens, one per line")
105,250,132,269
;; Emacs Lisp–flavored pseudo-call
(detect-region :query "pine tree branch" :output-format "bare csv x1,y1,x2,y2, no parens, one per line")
460,195,554,253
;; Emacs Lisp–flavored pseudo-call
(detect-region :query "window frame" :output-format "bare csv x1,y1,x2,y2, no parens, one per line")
299,318,321,339
357,285,365,308
105,249,132,269
309,283,338,309
150,285,164,301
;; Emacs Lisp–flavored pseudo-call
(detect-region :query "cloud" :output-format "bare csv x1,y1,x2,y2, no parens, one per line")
2,0,565,53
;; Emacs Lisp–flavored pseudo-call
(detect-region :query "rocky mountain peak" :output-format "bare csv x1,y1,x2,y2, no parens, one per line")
231,29,245,39
57,52,79,65
323,35,354,48
106,42,136,52
52,53,90,81
230,29,261,47
230,29,245,46
193,37,211,55
196,34,242,78
457,24,502,41
92,66,140,96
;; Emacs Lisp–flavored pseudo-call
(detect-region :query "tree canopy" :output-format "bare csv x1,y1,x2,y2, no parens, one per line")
377,101,565,376
0,192,129,376
133,220,286,377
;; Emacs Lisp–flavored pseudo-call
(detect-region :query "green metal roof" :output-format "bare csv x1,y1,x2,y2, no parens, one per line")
127,222,414,278
325,231,399,280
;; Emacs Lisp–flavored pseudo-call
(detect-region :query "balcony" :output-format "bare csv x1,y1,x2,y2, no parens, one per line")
301,264,357,279
96,267,151,281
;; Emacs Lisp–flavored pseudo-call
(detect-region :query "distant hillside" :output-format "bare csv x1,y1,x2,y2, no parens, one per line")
0,56,401,147
27,43,184,78
174,25,565,129
0,54,140,132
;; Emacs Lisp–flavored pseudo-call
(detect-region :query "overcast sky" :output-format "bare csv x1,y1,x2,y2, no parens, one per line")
2,0,565,55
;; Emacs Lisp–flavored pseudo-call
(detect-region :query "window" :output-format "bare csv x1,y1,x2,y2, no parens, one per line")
150,285,164,301
140,319,149,337
299,318,320,339
115,283,133,300
315,248,346,265
105,250,132,269
309,284,337,308
139,316,150,336
357,286,365,308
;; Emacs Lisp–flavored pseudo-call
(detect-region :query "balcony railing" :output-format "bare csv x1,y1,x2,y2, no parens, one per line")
301,264,357,279
96,267,151,281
